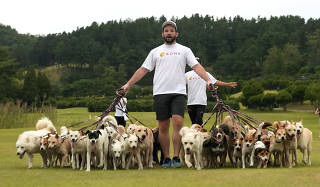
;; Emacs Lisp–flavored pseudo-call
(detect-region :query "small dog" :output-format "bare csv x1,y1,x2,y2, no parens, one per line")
16,117,56,168
249,122,272,168
152,126,164,165
179,127,204,170
242,128,256,168
295,121,312,166
233,137,243,168
111,139,124,170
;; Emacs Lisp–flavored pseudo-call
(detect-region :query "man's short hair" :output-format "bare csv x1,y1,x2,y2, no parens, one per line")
162,20,177,31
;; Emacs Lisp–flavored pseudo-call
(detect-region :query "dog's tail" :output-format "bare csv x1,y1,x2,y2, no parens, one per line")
256,122,272,141
102,115,118,126
36,117,56,133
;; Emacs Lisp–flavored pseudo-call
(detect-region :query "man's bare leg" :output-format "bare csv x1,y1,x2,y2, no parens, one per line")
159,119,170,158
172,114,183,157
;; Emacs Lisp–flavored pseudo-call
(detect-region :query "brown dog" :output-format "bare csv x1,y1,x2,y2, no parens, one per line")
47,134,71,168
135,125,154,168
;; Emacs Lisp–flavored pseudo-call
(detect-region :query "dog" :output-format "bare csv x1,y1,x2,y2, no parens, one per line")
111,139,124,170
179,127,204,170
152,126,164,165
69,130,87,170
242,127,256,168
47,133,72,168
249,122,272,168
135,125,154,168
203,126,228,168
127,123,138,134
269,124,286,167
295,120,312,166
284,121,297,168
16,117,56,168
124,134,143,170
233,137,243,168
85,129,108,171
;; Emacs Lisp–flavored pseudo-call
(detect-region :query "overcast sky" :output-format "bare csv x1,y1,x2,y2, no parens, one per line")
1,0,319,35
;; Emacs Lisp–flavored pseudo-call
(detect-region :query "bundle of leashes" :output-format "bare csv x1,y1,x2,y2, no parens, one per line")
79,88,126,132
202,84,262,132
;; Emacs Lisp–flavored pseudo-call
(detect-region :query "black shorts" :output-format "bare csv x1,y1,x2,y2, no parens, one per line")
187,105,206,125
115,116,126,127
153,94,186,120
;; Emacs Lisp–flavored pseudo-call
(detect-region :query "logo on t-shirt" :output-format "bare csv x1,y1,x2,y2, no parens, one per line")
160,51,181,57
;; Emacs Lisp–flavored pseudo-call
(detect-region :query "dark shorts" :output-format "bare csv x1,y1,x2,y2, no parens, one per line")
187,105,206,125
153,94,186,120
115,116,126,127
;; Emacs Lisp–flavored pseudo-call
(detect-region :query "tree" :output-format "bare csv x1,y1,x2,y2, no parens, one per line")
241,81,264,107
305,82,320,106
37,72,51,104
276,90,292,111
22,69,38,105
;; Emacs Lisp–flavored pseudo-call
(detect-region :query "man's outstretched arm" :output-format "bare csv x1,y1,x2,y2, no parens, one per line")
122,67,149,92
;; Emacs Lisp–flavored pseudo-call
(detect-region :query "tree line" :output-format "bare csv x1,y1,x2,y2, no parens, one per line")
0,14,320,108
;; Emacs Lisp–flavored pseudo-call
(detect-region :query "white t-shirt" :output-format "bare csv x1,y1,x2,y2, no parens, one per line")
185,70,217,105
115,98,127,117
142,43,198,96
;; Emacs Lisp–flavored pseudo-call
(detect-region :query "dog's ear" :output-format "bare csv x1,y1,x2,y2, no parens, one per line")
240,137,244,141
145,128,148,135
194,133,198,139
85,130,90,135
99,124,105,129
97,130,102,136
55,134,59,139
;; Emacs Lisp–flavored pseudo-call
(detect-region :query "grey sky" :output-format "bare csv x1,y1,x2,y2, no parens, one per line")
0,0,319,35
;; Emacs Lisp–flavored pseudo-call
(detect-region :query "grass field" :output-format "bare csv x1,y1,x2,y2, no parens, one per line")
1,108,320,187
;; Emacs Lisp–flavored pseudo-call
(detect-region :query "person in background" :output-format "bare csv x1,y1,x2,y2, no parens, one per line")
185,57,237,125
115,97,127,127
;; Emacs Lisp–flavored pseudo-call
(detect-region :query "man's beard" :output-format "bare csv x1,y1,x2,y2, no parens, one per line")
164,36,176,44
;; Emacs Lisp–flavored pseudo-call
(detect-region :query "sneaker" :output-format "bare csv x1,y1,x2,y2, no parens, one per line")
172,156,182,168
161,158,171,168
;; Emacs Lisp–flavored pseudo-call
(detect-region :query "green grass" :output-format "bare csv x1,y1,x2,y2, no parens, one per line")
1,108,320,187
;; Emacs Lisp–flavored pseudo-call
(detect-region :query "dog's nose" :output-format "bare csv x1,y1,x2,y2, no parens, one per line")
186,148,190,151
282,137,285,140
40,148,44,151
142,135,146,139
132,146,136,149
236,147,241,151
246,144,249,147
17,153,19,155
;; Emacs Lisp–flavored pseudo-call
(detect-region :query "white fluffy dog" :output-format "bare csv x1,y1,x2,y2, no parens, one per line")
16,117,56,168
295,121,312,166
111,139,124,170
179,127,204,170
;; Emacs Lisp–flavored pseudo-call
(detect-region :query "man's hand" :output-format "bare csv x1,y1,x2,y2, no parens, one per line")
228,82,237,88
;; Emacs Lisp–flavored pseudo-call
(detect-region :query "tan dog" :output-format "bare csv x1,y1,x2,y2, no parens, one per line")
47,134,72,168
135,125,154,168
269,125,286,167
295,121,312,166
284,121,297,168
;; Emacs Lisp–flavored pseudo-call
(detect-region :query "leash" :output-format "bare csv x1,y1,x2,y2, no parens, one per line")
202,84,261,134
79,88,126,132
115,107,148,127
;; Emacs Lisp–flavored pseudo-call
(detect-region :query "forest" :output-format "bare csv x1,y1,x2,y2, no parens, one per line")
1,14,320,110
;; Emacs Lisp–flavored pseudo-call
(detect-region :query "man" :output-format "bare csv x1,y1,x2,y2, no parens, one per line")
185,57,237,125
121,20,213,168
115,97,128,127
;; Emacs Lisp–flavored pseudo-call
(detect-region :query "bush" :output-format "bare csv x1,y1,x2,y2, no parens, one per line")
261,93,277,110
127,98,154,112
276,90,292,111
248,94,263,109
241,81,264,107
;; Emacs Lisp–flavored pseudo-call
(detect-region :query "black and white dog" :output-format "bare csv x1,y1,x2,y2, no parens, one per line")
203,125,228,168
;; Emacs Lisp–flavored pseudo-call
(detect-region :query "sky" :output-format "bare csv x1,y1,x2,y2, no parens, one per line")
1,0,320,35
